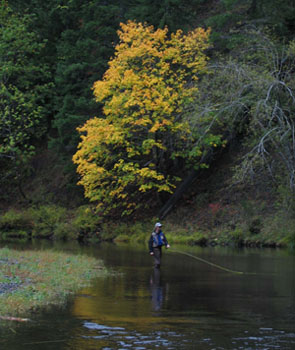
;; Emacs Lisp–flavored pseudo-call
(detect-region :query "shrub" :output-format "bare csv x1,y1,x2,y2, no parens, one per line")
284,232,295,250
262,212,295,247
249,217,263,235
30,205,67,238
72,206,102,240
1,230,29,240
0,209,32,239
114,234,131,243
54,222,76,240
101,220,153,244
229,227,245,245
100,222,125,241
166,231,207,246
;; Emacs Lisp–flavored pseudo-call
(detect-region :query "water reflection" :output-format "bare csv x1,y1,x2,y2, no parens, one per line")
1,242,295,350
150,267,163,312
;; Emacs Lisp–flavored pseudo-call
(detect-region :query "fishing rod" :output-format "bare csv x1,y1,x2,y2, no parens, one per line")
169,248,257,275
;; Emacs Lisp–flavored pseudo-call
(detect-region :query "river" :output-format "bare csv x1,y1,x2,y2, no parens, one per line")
1,242,294,349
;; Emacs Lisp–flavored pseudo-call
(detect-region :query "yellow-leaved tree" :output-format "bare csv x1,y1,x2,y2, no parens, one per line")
73,21,210,215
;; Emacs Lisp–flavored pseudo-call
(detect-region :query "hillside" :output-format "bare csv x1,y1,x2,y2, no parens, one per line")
1,0,295,247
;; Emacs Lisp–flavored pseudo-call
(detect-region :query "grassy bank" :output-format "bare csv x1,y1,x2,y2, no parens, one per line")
0,248,107,317
0,205,101,241
1,202,295,249
102,214,295,249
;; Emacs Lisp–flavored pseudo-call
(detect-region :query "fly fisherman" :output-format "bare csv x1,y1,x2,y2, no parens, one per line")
149,223,170,268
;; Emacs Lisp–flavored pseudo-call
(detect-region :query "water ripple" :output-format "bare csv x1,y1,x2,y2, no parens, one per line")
83,321,184,349
82,321,295,350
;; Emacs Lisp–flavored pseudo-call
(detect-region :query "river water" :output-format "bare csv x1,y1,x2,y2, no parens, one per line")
1,242,295,349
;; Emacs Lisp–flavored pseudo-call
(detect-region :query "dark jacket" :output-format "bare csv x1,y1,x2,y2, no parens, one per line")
148,230,168,253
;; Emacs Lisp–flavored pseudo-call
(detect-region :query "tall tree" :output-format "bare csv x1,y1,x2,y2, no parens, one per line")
52,0,122,155
126,0,205,31
51,0,207,157
0,1,52,196
73,21,211,216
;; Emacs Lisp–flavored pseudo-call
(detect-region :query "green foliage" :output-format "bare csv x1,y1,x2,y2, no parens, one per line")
8,0,211,168
1,0,295,244
0,209,32,231
240,200,256,220
48,0,207,158
53,222,75,240
206,13,234,30
166,231,207,246
285,233,295,250
228,227,245,245
29,205,67,238
275,183,295,215
0,85,41,162
102,220,153,243
261,212,295,248
0,209,32,239
126,0,205,31
51,0,121,155
252,0,295,37
0,205,102,241
0,1,52,193
72,206,102,239
114,234,131,243
205,0,295,50
248,217,262,235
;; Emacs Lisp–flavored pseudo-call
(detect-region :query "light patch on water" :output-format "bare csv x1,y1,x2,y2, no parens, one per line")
83,321,186,349
84,322,125,331
232,328,295,350
82,321,295,350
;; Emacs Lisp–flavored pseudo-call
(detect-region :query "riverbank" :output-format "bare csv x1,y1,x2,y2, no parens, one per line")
105,219,293,249
0,248,107,319
1,201,295,249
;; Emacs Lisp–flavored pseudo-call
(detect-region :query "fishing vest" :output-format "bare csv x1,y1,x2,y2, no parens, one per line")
152,232,164,247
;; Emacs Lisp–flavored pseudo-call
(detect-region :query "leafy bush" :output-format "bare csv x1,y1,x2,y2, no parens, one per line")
72,206,102,240
0,205,102,241
101,220,153,244
285,233,295,250
249,217,263,235
1,230,29,240
229,227,245,245
54,222,76,240
0,209,32,230
30,205,67,238
114,234,131,243
166,231,207,246
262,212,295,247
0,209,32,239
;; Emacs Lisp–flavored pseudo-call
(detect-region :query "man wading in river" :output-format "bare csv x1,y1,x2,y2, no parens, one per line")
149,223,170,268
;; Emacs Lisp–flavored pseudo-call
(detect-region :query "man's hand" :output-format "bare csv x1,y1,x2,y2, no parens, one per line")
150,252,154,255
166,244,170,248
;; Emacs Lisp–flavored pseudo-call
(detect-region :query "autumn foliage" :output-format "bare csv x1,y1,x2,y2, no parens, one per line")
73,21,210,215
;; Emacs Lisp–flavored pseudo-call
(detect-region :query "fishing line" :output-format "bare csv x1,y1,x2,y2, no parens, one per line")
169,248,258,275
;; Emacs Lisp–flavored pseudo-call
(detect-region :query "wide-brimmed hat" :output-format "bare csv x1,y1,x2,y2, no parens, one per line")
155,222,162,227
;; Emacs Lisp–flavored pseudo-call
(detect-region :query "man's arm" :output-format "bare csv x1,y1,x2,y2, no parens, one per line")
163,233,170,248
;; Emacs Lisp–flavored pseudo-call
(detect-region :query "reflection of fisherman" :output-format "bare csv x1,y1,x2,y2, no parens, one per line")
150,267,163,311
148,222,170,268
